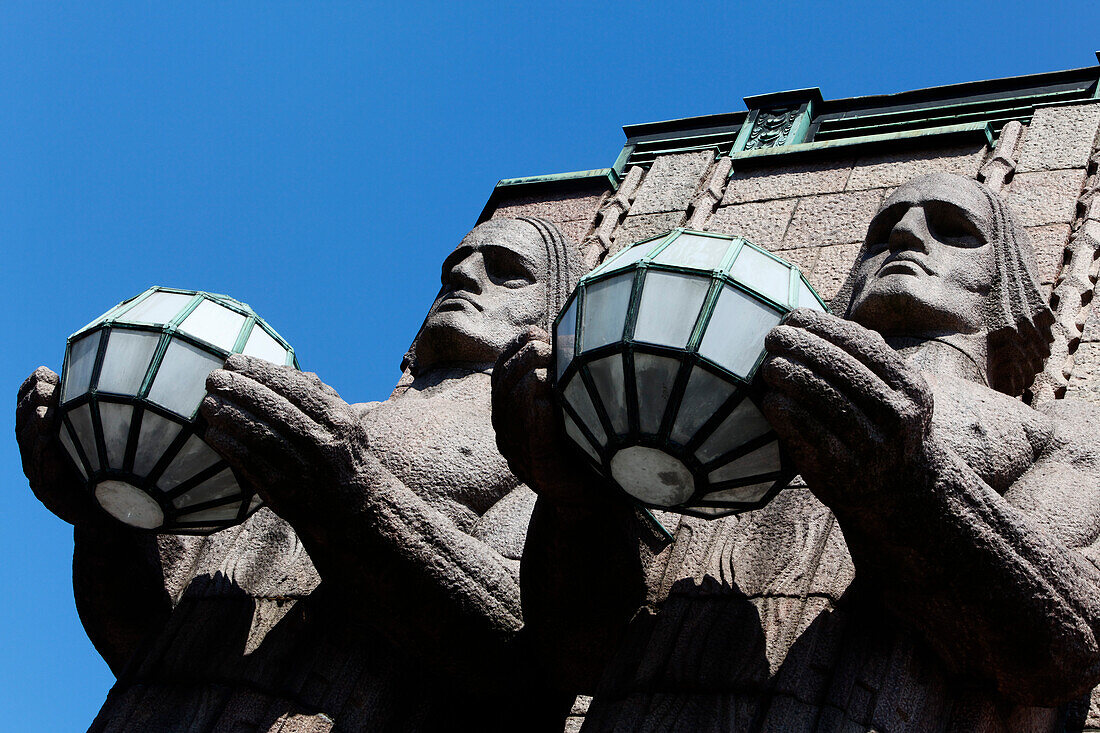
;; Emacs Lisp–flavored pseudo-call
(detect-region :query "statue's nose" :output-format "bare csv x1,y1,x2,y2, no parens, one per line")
888,206,931,253
446,251,486,293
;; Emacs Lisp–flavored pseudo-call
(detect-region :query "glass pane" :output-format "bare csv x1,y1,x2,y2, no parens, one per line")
653,233,730,271
98,402,133,470
730,244,792,306
594,239,653,275
670,367,737,445
563,412,600,463
97,330,161,396
62,331,102,403
562,375,607,446
242,324,288,365
587,355,628,435
174,500,242,524
695,396,771,464
247,494,264,513
68,403,100,472
633,271,710,348
685,505,737,517
147,339,225,418
180,299,247,352
134,410,183,476
555,297,578,382
634,353,681,434
119,291,194,325
157,433,221,491
797,278,826,312
580,274,633,352
698,285,783,379
702,481,774,504
171,467,241,510
707,441,781,483
59,424,88,480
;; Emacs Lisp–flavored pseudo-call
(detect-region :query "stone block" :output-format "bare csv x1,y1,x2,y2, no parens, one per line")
846,145,986,191
705,199,798,250
1079,288,1100,343
558,219,590,245
491,187,606,224
722,159,852,204
612,211,683,248
1017,102,1100,172
1004,169,1086,227
809,241,861,302
783,190,884,250
1024,224,1070,284
780,246,820,278
1066,342,1100,404
628,151,713,215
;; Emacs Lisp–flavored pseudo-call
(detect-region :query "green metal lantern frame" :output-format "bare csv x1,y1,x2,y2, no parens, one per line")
58,287,299,535
552,228,829,518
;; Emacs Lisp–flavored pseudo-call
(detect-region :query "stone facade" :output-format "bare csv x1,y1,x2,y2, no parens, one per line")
20,63,1100,732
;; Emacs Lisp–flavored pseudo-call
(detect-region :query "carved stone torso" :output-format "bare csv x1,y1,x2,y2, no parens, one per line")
362,370,521,529
582,376,1070,732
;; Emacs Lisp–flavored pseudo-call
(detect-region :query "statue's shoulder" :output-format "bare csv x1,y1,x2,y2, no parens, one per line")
1034,396,1100,460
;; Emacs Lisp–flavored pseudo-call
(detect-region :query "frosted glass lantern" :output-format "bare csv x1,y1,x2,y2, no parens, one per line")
57,287,299,534
553,229,829,518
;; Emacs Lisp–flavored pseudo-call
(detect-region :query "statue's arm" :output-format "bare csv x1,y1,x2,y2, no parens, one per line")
761,309,1100,705
17,367,172,675
491,329,649,692
200,355,529,683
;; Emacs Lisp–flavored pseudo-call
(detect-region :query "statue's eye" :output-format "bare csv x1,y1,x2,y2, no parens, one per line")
864,211,901,253
927,205,984,246
484,248,536,287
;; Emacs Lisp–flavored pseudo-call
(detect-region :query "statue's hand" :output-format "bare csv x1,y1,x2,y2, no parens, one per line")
16,367,100,525
201,355,368,526
491,327,597,504
760,308,933,508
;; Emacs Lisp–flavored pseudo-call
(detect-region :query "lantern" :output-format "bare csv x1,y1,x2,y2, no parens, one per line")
553,229,828,517
57,287,298,534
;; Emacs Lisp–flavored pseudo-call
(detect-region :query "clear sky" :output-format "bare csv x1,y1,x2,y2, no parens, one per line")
1,2,1097,728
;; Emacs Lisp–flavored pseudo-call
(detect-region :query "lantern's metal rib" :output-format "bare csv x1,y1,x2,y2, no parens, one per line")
88,400,110,476
89,326,110,396
705,469,786,494
578,360,618,445
682,379,745,450
700,428,779,473
117,400,143,474
166,484,242,516
60,413,93,480
162,460,232,501
141,423,195,494
557,396,606,466
232,317,258,354
788,265,801,308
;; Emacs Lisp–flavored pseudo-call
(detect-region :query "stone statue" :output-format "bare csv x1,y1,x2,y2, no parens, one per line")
17,217,587,731
493,173,1100,730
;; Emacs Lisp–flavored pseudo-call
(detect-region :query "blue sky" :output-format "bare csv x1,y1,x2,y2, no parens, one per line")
1,2,1097,728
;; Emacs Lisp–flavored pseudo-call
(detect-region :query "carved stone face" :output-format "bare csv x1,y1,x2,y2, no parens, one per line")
847,173,995,336
414,219,549,369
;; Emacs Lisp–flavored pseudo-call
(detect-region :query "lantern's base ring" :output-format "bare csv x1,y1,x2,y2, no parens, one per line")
94,479,165,530
610,446,696,507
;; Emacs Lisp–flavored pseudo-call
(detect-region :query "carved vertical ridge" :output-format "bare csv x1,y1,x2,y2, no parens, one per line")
685,157,733,229
583,165,646,268
1030,149,1100,403
978,121,1025,193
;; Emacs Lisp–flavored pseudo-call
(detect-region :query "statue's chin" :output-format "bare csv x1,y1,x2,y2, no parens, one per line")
412,319,504,373
849,279,976,338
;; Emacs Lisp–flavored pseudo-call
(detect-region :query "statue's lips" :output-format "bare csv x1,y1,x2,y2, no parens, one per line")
877,256,934,277
436,292,483,312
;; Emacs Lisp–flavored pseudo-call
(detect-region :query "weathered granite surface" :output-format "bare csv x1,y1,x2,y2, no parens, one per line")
494,174,1100,732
